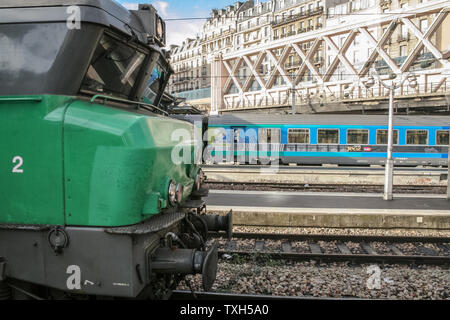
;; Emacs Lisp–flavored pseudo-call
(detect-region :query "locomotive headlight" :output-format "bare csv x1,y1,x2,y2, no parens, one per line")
168,180,177,205
176,184,184,204
194,170,205,190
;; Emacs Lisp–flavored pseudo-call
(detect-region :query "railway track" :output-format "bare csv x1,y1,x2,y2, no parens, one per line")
206,181,447,194
211,232,450,265
202,164,448,172
171,290,363,300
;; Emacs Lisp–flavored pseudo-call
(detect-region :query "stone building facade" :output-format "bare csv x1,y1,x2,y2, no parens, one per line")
167,0,449,114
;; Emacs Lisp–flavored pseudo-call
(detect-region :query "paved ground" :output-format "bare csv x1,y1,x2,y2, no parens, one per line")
207,190,450,210
206,190,450,228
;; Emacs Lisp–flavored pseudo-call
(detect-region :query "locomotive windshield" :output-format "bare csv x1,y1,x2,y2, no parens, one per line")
80,33,148,99
142,58,170,105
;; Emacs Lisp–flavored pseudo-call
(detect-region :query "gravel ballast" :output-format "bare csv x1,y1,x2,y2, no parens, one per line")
178,261,449,299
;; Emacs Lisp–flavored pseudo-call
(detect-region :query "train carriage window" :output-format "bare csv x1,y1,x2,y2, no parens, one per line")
317,129,339,144
376,130,399,145
406,130,428,145
288,129,310,144
436,130,449,145
347,129,369,145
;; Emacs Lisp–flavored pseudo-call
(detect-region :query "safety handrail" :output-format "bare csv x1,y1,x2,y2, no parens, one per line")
0,96,42,103
90,94,169,116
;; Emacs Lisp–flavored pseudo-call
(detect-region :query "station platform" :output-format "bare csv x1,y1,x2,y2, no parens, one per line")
206,190,450,229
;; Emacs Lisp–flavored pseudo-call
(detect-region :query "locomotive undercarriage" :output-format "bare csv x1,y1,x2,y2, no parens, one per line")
0,203,231,300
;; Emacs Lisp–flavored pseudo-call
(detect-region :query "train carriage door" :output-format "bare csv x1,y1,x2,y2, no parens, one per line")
232,127,246,164
258,128,281,164
207,127,228,164
247,127,258,164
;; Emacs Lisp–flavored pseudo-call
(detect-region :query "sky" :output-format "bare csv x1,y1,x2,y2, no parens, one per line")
118,0,236,47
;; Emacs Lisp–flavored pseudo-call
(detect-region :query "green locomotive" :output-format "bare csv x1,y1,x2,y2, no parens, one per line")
0,0,230,299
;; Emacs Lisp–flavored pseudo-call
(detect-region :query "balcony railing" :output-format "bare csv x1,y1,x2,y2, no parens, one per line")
272,6,324,27
285,61,302,69
397,34,410,42
314,57,324,65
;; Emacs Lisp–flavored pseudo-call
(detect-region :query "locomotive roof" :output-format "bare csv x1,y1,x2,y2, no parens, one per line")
209,114,450,127
0,0,122,8
0,0,150,45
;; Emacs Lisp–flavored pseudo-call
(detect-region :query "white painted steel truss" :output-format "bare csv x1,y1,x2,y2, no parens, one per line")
215,1,450,112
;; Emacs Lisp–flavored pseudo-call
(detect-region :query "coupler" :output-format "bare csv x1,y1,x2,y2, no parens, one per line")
200,210,233,239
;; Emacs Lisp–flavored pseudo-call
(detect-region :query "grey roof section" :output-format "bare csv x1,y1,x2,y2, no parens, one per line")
209,114,450,127
0,0,150,45
0,0,123,9
0,0,129,19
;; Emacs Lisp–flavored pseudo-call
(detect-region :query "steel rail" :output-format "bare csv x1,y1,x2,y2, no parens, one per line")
211,232,450,244
202,165,448,172
210,232,450,265
171,290,366,300
206,181,444,188
219,250,450,265
205,182,446,194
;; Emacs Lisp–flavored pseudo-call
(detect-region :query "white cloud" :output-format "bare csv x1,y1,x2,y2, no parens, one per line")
166,20,204,47
152,1,169,17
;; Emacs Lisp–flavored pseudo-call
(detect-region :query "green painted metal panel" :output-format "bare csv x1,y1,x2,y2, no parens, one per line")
0,95,70,225
63,100,199,227
1,95,200,227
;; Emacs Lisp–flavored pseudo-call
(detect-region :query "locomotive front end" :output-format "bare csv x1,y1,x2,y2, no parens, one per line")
0,1,229,299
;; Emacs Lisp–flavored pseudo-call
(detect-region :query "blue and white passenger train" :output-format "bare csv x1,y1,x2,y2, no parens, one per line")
207,114,450,166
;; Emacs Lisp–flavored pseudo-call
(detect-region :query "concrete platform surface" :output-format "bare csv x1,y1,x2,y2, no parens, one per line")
206,190,450,229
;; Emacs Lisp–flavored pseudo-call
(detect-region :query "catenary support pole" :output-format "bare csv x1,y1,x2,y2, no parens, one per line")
447,141,450,200
384,87,395,201
291,73,296,114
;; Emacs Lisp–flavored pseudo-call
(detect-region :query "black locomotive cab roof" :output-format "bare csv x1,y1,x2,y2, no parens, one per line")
0,0,158,46
0,0,123,9
0,0,170,102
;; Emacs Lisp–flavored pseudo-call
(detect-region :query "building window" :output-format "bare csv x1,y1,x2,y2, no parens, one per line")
353,51,359,63
377,130,399,145
347,129,369,145
288,129,310,144
407,130,428,145
436,130,450,145
318,129,339,144
400,45,407,57
420,19,428,32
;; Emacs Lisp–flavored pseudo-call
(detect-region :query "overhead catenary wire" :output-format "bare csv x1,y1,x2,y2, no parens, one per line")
169,74,450,79
163,11,442,21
